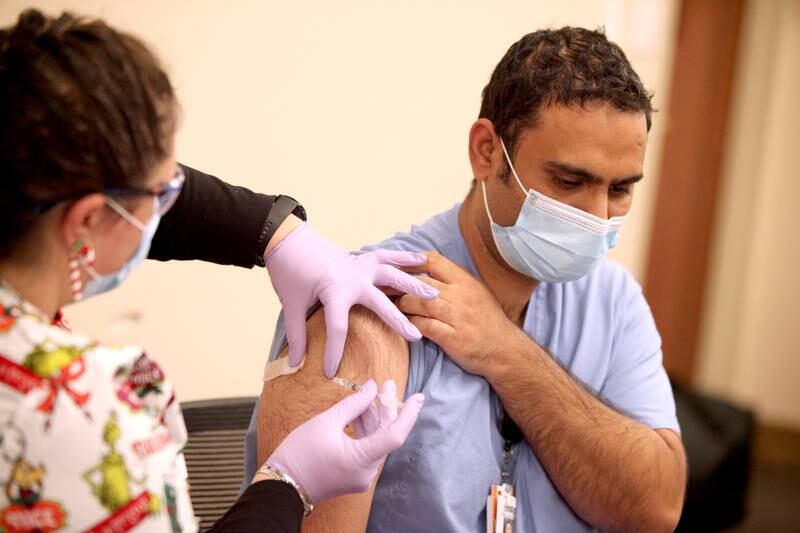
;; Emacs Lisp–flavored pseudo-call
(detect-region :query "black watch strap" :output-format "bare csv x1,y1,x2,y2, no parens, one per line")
255,195,307,267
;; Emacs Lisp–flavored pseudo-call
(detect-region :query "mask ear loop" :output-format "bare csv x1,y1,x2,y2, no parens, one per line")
482,138,529,225
481,182,497,225
105,196,150,232
499,139,529,196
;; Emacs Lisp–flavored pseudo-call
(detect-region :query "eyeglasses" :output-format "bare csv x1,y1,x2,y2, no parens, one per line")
32,166,185,216
102,165,185,216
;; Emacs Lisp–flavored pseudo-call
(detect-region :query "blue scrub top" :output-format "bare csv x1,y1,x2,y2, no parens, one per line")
243,203,679,532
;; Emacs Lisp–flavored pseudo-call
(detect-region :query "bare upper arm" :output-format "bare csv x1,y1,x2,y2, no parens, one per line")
258,305,409,533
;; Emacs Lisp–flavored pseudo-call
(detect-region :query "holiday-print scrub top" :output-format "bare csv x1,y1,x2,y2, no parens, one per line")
0,285,197,532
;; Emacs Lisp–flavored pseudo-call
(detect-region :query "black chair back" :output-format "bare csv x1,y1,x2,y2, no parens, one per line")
182,397,257,530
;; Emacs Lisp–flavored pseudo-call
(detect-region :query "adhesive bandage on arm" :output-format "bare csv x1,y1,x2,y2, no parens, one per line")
264,356,304,382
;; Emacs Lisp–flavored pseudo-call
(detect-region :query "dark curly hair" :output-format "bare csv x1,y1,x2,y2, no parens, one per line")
479,27,653,180
0,9,177,257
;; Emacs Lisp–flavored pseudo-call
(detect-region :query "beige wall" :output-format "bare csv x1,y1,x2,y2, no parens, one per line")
0,0,678,400
698,0,800,428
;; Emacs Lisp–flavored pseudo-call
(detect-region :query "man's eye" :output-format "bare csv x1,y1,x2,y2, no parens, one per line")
610,184,631,196
555,177,581,189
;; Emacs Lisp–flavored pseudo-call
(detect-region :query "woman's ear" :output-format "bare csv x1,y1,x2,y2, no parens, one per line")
60,194,107,249
468,118,502,185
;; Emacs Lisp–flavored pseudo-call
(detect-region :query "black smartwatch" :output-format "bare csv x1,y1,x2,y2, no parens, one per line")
254,195,307,267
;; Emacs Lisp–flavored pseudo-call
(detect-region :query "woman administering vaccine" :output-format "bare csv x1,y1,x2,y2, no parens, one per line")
0,9,427,531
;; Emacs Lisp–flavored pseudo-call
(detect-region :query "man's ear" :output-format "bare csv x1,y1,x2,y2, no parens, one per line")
468,118,502,185
60,194,107,249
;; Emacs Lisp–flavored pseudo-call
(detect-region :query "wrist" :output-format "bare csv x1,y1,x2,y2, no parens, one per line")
484,325,536,388
255,463,314,516
263,214,304,258
254,195,307,267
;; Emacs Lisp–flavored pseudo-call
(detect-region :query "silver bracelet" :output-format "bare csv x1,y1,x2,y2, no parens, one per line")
255,464,314,516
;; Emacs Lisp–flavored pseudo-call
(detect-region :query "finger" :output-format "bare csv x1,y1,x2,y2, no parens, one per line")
356,393,425,464
399,252,462,284
379,276,446,298
372,249,429,267
283,304,309,367
377,379,398,425
352,415,366,439
409,315,456,345
353,402,380,438
359,287,421,342
322,299,354,378
374,265,438,300
396,294,452,323
327,380,378,428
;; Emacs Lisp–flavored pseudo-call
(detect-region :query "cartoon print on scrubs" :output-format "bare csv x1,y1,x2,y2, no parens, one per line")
0,417,67,532
0,284,197,532
83,412,161,526
114,354,165,416
23,340,93,427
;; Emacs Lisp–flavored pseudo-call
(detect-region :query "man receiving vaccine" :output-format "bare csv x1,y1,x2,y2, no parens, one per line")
250,27,687,532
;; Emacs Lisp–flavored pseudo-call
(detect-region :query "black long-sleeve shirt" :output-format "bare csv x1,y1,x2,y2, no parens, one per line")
150,165,304,531
149,164,276,268
207,480,304,532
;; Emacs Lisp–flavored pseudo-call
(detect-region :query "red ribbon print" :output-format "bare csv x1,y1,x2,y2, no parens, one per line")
35,358,89,414
87,491,153,533
0,356,43,394
0,355,90,415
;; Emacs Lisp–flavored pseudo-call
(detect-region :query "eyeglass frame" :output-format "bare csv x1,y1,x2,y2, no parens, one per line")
102,165,185,216
32,165,185,216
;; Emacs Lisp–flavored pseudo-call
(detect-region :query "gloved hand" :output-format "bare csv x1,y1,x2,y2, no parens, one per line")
266,380,424,504
265,223,438,378
352,379,399,439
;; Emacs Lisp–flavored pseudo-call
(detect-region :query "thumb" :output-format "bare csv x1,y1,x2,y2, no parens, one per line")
356,393,424,464
283,304,309,367
326,380,378,428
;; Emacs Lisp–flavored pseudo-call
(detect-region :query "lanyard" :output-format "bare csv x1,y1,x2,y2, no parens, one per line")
489,412,522,533
500,412,523,480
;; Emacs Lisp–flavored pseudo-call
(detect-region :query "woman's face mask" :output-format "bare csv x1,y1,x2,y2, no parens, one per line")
76,165,183,299
81,197,161,299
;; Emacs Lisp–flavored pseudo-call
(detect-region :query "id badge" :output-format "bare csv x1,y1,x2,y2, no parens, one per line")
486,483,516,533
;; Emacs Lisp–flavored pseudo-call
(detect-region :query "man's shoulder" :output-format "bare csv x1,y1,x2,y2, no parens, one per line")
361,203,464,255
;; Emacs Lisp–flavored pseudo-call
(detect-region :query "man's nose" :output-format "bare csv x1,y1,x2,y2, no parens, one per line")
578,191,609,220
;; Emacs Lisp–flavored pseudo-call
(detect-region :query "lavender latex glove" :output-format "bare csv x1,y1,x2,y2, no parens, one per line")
266,380,424,504
265,223,438,378
352,380,399,439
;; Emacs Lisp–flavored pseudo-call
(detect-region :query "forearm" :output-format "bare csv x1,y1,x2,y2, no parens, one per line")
149,164,277,268
487,329,685,532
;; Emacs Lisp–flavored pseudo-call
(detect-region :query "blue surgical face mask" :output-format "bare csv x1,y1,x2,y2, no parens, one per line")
481,140,626,283
82,197,161,299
